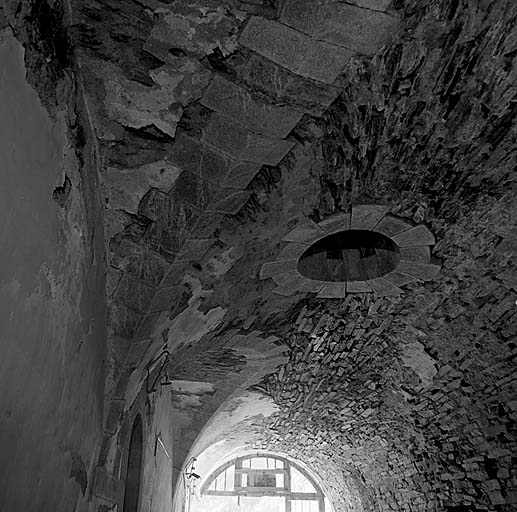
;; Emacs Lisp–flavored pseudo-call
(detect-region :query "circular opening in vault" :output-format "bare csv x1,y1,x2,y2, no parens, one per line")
297,230,400,282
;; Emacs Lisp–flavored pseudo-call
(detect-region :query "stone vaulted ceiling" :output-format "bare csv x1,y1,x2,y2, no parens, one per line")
2,0,516,510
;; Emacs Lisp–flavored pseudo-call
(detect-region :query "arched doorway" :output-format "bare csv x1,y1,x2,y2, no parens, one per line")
193,453,326,512
123,415,143,512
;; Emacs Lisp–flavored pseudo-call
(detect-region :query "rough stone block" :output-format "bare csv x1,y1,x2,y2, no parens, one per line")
281,0,399,55
105,160,181,215
138,188,170,222
147,286,181,313
396,261,441,281
282,220,326,244
108,300,142,340
168,134,233,185
110,239,169,287
170,170,217,210
392,225,436,247
93,467,121,502
207,190,251,214
136,311,163,338
124,338,152,369
176,239,215,262
114,275,155,313
239,17,352,84
317,282,346,299
201,75,303,137
189,213,222,238
351,204,390,230
202,113,295,165
221,162,263,189
142,222,185,262
260,260,298,279
104,399,125,435
348,0,393,11
240,54,341,116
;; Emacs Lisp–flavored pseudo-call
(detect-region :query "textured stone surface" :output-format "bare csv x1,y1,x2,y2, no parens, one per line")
200,75,303,137
399,245,431,262
207,189,251,214
202,113,295,164
350,204,390,229
260,260,298,279
367,276,402,296
317,281,347,299
374,215,412,237
396,260,441,281
393,225,436,247
282,221,326,244
12,0,517,511
168,134,234,185
273,275,326,296
239,17,353,84
281,0,399,55
221,161,263,189
319,212,351,233
238,54,341,116
102,59,210,137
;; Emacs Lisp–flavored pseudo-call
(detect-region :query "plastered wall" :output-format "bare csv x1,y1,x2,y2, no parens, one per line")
0,29,106,512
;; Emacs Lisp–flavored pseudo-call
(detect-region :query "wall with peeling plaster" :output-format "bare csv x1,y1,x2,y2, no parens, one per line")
0,30,106,512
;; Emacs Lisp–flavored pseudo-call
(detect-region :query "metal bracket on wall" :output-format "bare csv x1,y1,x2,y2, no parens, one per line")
154,432,173,467
145,349,172,393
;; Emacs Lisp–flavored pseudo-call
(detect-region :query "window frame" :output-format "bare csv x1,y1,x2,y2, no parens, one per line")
201,453,325,512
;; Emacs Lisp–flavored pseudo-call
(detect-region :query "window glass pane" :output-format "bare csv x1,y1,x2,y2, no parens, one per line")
241,474,247,487
276,473,284,488
242,459,251,468
251,457,268,469
226,465,235,491
290,467,316,493
291,500,319,512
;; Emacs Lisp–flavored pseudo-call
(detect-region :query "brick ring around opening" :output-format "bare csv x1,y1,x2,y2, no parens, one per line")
260,205,440,298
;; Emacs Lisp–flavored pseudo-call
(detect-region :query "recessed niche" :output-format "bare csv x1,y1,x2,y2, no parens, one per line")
297,230,400,282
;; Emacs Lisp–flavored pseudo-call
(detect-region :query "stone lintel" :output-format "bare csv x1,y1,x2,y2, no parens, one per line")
273,274,326,296
260,259,298,279
396,261,441,281
351,204,390,230
317,281,347,299
367,277,403,296
393,225,436,247
374,216,412,237
282,220,326,244
399,246,431,263
346,280,373,293
320,212,351,233
277,243,308,261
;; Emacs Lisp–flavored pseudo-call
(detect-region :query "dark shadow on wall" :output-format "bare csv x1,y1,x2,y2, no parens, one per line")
123,414,143,512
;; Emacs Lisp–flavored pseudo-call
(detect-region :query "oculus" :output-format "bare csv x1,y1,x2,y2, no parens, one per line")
260,204,440,298
297,230,400,282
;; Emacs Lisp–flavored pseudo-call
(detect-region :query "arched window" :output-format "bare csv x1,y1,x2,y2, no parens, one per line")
195,454,325,512
123,415,143,512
